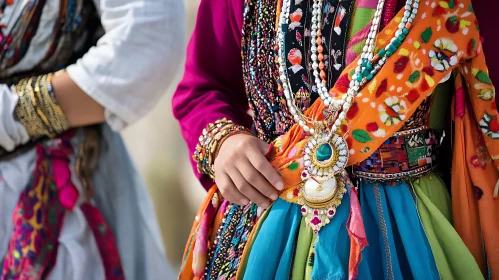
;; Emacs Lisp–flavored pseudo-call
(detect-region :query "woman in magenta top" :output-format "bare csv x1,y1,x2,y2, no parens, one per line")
173,0,499,278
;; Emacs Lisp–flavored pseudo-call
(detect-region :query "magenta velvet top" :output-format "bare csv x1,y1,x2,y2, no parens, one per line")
172,0,499,190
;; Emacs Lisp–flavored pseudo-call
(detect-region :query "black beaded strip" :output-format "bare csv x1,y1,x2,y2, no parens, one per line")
204,204,232,279
208,204,244,279
218,203,258,279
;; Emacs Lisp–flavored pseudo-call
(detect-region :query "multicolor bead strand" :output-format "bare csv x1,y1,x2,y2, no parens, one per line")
241,0,294,142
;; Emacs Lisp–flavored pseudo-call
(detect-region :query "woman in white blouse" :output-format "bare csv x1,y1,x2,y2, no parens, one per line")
0,0,184,278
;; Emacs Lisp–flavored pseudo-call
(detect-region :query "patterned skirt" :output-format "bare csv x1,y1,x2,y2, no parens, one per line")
183,175,483,280
180,127,485,280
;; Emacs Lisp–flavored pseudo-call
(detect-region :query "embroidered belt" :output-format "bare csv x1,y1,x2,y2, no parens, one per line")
352,126,440,182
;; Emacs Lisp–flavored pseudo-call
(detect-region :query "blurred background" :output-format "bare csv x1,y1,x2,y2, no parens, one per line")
121,0,204,276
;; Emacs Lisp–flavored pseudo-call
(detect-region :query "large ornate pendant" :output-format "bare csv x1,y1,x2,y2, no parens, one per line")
299,133,349,233
303,133,348,178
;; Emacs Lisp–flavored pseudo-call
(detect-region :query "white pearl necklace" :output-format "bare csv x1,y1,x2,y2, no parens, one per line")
278,0,419,137
278,0,320,134
277,0,420,233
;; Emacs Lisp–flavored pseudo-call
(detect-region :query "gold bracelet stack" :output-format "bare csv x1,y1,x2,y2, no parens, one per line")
193,118,251,179
14,72,70,139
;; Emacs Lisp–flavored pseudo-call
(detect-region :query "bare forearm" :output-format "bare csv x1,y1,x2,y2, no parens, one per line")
51,72,105,127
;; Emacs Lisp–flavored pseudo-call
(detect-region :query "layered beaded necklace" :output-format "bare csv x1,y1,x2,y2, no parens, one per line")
277,0,419,232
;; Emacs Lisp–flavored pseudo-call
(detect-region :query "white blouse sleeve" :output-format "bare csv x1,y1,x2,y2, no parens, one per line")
0,85,30,151
67,0,186,131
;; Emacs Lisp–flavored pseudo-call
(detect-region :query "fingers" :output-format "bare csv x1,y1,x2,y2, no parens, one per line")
227,164,273,209
239,157,279,200
247,149,284,191
215,172,249,206
213,134,283,208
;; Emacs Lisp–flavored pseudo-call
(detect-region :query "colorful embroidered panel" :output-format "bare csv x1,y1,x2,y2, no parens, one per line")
353,127,440,181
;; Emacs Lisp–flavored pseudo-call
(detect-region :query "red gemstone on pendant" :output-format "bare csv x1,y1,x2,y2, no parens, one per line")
328,209,335,216
301,207,307,213
293,188,300,197
313,210,319,215
311,217,321,225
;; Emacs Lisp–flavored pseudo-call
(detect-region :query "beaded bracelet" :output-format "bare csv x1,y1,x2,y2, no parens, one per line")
193,118,251,179
14,72,70,139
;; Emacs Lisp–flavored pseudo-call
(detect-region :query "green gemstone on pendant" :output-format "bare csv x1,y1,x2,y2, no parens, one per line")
316,143,333,162
378,49,386,57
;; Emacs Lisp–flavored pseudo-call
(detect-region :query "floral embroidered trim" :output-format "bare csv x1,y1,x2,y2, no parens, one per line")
193,118,251,178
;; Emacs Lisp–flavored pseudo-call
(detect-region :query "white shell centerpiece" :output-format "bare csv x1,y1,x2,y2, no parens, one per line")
298,133,349,233
302,177,337,202
298,174,346,234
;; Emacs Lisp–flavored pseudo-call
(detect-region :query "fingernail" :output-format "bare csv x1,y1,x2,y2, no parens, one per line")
257,207,264,217
270,193,278,201
261,202,269,209
275,182,284,190
241,199,250,205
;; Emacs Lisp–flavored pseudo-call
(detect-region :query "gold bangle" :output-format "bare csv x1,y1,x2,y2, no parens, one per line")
46,73,70,133
40,74,68,134
32,75,57,137
14,73,70,139
16,80,47,138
